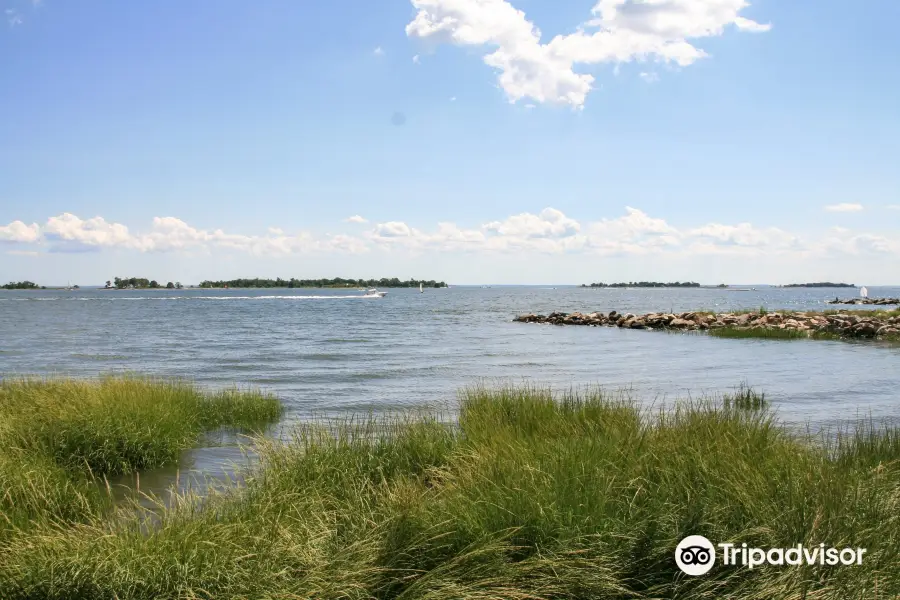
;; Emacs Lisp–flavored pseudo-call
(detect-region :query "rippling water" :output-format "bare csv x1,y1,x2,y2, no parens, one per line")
2,285,899,430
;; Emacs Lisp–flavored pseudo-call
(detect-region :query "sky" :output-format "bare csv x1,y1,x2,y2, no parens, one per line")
1,0,899,286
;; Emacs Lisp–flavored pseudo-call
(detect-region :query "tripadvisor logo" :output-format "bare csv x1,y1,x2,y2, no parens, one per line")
675,536,867,576
675,535,716,576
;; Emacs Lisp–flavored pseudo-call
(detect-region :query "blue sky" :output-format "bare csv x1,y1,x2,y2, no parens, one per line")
1,0,898,285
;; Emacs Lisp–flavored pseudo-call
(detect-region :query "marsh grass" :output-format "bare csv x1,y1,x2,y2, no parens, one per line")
820,308,900,319
0,376,281,475
709,326,811,340
0,376,281,542
722,383,767,411
2,384,898,599
709,326,900,343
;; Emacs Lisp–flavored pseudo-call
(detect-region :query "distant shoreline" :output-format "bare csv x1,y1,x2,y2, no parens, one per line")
581,282,701,288
91,285,443,291
779,283,855,288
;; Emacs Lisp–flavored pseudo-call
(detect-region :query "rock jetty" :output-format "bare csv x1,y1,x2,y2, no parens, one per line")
514,310,900,339
826,297,900,306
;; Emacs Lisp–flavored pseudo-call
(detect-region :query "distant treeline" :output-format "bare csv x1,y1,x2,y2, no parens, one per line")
782,282,854,288
198,278,447,289
111,277,183,290
581,281,701,288
2,281,41,290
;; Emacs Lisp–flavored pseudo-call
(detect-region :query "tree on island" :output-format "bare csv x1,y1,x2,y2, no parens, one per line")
783,282,855,288
113,277,161,289
2,281,40,290
581,281,701,288
166,282,175,289
197,277,448,289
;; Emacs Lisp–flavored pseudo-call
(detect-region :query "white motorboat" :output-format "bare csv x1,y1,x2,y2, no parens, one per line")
363,288,387,298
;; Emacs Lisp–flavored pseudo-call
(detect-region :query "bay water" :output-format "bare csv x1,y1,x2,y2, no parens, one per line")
2,285,898,498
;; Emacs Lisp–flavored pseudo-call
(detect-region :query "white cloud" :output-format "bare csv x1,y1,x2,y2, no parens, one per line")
4,207,899,264
590,207,676,239
886,205,900,210
450,96,457,102
374,46,385,56
484,208,580,238
44,214,132,247
639,72,660,84
688,222,797,248
817,231,900,257
733,16,772,32
373,221,413,237
0,220,41,243
6,249,40,257
346,215,368,224
413,54,420,64
406,0,770,107
824,203,864,213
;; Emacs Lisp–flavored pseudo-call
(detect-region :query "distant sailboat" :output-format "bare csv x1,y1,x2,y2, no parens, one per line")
419,283,424,294
860,286,869,299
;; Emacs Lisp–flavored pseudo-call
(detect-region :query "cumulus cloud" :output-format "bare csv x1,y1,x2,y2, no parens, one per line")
817,231,900,257
44,214,132,248
346,215,368,223
688,222,797,248
484,208,580,238
374,46,385,56
590,207,675,238
824,203,864,213
639,72,660,84
0,220,41,243
406,0,770,107
3,207,898,262
373,221,413,237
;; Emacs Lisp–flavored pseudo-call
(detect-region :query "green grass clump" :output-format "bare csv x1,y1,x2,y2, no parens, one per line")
709,326,811,340
2,385,897,599
0,376,281,542
0,376,281,475
722,383,767,411
821,308,900,319
709,326,899,343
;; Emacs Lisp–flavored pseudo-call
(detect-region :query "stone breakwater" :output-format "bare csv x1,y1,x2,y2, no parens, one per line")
514,310,900,339
826,297,900,306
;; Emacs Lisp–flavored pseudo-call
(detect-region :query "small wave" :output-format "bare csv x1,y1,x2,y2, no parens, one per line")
301,353,347,362
70,353,130,361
